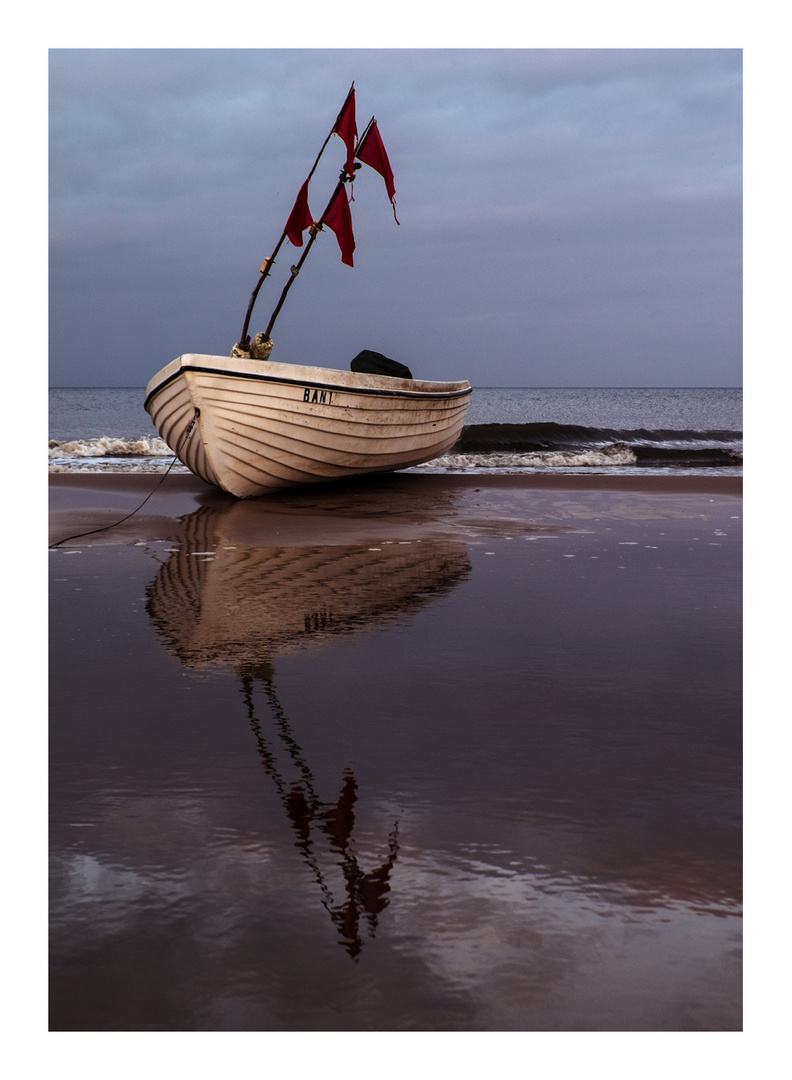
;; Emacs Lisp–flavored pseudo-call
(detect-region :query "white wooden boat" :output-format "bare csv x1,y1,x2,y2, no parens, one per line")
145,353,471,498
144,86,471,498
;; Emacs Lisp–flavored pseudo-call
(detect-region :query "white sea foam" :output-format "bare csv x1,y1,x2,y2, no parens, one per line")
48,435,186,473
415,445,639,472
49,460,190,474
48,436,173,459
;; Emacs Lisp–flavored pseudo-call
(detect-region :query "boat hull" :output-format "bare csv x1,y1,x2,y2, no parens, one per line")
145,354,472,497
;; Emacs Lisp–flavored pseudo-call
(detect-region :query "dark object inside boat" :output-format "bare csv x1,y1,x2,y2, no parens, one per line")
351,350,412,380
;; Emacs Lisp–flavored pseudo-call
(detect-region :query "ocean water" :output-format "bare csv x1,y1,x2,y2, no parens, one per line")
48,385,742,477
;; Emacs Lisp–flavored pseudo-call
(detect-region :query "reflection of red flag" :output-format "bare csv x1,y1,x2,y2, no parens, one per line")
284,180,313,246
332,87,357,180
322,186,355,266
356,121,399,223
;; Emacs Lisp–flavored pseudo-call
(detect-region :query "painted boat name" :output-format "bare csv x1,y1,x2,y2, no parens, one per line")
303,388,334,405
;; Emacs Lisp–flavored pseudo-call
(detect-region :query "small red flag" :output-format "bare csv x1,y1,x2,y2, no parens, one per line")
322,186,355,266
284,180,313,247
356,121,399,223
332,87,357,180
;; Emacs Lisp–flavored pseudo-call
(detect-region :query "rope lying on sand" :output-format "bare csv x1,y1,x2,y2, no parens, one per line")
48,410,200,549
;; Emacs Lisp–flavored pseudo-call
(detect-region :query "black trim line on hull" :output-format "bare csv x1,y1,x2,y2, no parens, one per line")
144,364,472,413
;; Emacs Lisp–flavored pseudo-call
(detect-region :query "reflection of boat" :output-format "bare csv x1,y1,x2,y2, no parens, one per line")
145,502,470,956
146,503,471,668
144,85,471,498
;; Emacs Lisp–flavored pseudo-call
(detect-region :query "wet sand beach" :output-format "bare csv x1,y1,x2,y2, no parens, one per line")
49,472,742,1030
49,470,742,547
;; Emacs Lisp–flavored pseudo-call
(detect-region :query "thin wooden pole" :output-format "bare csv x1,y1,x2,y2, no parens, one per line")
236,84,356,350
262,118,376,341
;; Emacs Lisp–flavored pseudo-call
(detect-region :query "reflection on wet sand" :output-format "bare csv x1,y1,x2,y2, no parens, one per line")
242,674,399,958
145,501,470,956
146,502,471,666
50,482,742,1029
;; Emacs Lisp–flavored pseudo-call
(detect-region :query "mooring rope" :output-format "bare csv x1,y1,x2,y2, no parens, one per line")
48,409,200,550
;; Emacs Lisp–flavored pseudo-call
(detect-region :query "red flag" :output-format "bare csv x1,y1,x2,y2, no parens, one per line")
332,86,357,180
356,121,399,223
284,180,313,246
322,186,355,266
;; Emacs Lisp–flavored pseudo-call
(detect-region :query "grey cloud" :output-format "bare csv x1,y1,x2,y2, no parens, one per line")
49,48,741,387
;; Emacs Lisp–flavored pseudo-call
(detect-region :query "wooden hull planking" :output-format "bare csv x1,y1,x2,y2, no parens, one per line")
145,354,472,497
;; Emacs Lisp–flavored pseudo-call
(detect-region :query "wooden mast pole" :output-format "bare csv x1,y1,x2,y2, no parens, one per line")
236,84,356,351
262,118,376,342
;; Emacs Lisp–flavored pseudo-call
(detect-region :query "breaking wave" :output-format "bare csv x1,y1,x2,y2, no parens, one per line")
48,436,186,473
49,436,173,459
449,423,742,470
47,422,742,475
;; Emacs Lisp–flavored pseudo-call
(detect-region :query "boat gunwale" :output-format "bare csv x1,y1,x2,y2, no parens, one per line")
144,360,472,413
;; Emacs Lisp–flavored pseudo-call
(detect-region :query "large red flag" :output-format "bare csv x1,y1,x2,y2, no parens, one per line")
284,180,313,246
322,186,355,266
332,87,357,180
356,121,399,223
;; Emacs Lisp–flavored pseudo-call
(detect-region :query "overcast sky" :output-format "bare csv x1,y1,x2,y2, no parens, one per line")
48,48,742,388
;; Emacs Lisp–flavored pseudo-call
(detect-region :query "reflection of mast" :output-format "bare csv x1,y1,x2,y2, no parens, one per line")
240,666,399,958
